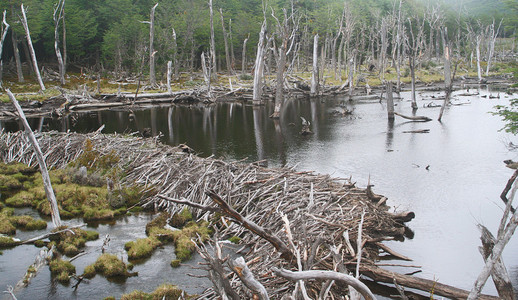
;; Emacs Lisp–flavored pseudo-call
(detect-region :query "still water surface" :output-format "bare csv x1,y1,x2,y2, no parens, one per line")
1,86,517,297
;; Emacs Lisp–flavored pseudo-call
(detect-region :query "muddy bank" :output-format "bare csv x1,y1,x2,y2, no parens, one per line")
1,75,514,121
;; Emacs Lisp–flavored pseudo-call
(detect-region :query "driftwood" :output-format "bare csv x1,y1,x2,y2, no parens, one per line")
13,245,55,294
272,268,376,300
394,112,431,122
229,257,269,300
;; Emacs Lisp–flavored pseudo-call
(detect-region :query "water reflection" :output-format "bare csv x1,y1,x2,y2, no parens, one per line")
1,89,517,297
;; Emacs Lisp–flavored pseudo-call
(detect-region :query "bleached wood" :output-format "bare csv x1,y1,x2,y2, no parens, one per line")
20,4,45,91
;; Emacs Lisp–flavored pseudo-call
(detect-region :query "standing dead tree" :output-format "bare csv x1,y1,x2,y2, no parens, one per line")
405,15,426,110
147,3,159,87
438,27,451,122
270,5,298,119
485,19,502,76
219,8,233,75
253,20,267,105
310,33,319,96
209,0,217,80
20,4,45,91
241,34,249,75
0,10,9,88
53,0,66,86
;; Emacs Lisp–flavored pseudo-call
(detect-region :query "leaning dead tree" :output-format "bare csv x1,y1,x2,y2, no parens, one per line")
310,33,319,96
53,0,66,85
468,169,518,300
7,90,61,227
219,8,233,75
0,10,9,88
147,3,158,86
20,4,45,91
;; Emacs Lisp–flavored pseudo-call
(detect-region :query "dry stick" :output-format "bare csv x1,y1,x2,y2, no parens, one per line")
157,194,221,213
13,245,55,294
272,268,376,300
394,112,432,122
228,257,268,300
206,190,295,261
7,89,61,227
20,224,84,245
499,169,518,214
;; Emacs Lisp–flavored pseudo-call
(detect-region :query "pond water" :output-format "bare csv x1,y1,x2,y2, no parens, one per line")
1,85,518,298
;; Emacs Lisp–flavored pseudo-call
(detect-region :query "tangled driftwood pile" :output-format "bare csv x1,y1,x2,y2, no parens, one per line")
0,131,499,299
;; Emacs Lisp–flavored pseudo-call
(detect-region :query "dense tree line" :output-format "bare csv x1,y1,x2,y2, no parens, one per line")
0,0,516,81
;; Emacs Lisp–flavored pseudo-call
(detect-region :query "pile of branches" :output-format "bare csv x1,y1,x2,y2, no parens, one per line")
2,131,498,300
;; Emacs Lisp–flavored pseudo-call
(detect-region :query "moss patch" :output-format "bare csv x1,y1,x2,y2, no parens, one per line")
86,253,136,278
49,227,99,257
169,208,193,228
171,221,212,262
49,258,76,284
0,236,18,247
124,237,162,260
120,284,187,300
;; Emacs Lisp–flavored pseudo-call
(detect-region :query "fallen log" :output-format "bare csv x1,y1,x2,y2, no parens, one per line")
402,129,430,133
359,264,500,300
394,112,431,122
229,257,268,300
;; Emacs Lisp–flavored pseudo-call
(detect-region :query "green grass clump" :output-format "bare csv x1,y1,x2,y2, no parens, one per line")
83,207,115,221
228,236,241,244
120,284,187,300
169,208,192,228
0,214,16,235
170,259,181,268
0,236,18,247
82,264,96,278
49,258,76,284
49,227,99,256
90,253,135,278
145,212,168,234
10,215,47,231
0,174,24,192
6,191,39,207
171,221,212,262
124,237,162,260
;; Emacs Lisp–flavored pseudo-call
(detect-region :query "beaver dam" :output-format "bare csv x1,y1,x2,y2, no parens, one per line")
0,130,501,299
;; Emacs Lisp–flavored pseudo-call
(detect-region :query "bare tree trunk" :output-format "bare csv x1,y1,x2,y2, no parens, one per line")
476,36,482,82
0,10,9,88
172,28,178,79
253,21,266,105
20,4,45,91
409,55,417,109
167,61,172,94
348,56,354,100
272,38,287,119
310,34,319,96
62,4,67,73
7,90,61,227
11,32,24,82
219,8,232,75
486,20,501,76
387,82,394,121
242,34,249,75
438,27,451,122
149,3,158,86
209,0,217,80
380,19,388,81
201,52,212,99
229,19,235,70
53,0,66,86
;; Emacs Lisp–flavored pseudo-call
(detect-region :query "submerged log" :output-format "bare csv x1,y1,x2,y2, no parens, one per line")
394,112,432,122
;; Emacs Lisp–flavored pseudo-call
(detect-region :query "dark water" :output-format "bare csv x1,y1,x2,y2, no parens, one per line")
1,85,518,297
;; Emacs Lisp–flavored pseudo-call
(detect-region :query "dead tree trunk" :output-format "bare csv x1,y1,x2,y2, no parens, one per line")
172,28,178,80
253,21,266,105
20,4,45,91
310,33,319,96
209,0,217,80
242,34,249,75
0,10,9,88
438,27,451,122
53,0,66,86
201,52,212,99
476,35,483,82
219,8,232,75
149,3,158,87
485,20,502,76
11,31,24,82
387,82,395,121
7,90,61,227
167,60,172,94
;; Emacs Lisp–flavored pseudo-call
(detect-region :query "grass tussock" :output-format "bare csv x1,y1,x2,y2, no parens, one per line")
49,258,76,284
120,284,187,300
84,253,136,279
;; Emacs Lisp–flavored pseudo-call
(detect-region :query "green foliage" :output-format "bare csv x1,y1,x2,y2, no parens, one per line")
0,236,17,247
49,227,99,257
124,237,161,260
493,98,518,134
171,221,212,262
169,208,193,228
